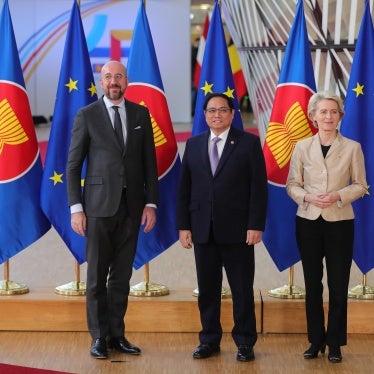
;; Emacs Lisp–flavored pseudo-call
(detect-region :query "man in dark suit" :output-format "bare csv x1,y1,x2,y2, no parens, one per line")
67,60,158,359
177,93,267,362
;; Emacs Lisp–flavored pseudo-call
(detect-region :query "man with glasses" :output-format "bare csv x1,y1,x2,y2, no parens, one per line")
67,60,158,359
177,93,267,362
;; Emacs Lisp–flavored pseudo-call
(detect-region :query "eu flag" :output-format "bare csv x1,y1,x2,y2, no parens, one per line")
192,0,243,136
125,1,181,270
262,0,317,271
40,0,97,264
340,0,374,275
0,0,50,263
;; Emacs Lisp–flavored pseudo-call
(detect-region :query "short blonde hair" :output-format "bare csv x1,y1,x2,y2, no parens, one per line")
307,91,344,123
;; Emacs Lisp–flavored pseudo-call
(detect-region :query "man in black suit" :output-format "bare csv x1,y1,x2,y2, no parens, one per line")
67,60,158,359
177,93,267,362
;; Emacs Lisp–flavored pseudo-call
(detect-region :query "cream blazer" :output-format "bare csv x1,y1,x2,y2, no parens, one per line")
286,132,368,222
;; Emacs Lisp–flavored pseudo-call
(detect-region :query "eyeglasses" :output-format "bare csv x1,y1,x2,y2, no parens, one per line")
103,73,126,81
205,107,232,115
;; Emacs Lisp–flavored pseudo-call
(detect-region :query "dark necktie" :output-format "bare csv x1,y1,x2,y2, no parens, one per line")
209,137,221,174
112,106,125,151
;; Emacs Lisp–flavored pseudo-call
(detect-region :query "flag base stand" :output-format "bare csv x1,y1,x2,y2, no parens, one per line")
268,266,305,299
55,281,86,296
268,284,305,299
0,280,29,296
130,281,169,297
192,287,232,299
348,284,374,300
348,275,374,300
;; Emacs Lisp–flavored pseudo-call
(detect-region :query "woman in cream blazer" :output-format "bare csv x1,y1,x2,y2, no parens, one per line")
286,91,368,363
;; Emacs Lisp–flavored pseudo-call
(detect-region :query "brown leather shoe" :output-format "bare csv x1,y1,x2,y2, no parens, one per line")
237,345,255,362
90,338,108,359
108,336,141,355
193,343,220,359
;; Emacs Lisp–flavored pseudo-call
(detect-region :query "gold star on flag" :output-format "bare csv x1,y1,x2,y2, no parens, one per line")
88,82,97,97
201,81,213,95
353,82,364,97
50,171,63,186
223,86,235,98
65,78,78,93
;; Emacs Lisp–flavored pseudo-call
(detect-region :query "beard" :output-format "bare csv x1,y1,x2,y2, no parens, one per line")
105,85,124,101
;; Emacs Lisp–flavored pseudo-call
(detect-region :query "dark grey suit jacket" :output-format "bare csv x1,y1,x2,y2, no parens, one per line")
67,97,158,218
176,126,267,244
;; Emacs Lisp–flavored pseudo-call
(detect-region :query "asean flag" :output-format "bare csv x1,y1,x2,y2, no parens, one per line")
0,0,50,263
262,0,317,271
125,1,181,270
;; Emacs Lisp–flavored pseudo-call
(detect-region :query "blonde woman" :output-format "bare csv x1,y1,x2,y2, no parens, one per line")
286,91,368,363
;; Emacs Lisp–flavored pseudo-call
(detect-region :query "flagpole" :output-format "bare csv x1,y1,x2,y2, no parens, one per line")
55,260,86,296
0,260,29,295
130,263,169,296
348,273,374,300
267,266,305,299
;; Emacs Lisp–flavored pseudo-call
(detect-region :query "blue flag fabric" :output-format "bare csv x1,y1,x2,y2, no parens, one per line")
262,0,317,271
40,0,97,264
0,0,50,263
125,1,181,270
192,0,243,136
340,0,374,275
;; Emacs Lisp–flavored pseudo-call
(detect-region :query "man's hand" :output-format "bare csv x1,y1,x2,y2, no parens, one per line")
71,211,86,236
246,230,262,245
179,230,193,249
141,206,156,233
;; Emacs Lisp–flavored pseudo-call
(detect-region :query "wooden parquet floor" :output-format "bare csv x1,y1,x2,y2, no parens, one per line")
0,331,374,374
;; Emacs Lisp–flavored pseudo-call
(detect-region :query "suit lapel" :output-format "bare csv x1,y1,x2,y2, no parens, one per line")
201,132,212,175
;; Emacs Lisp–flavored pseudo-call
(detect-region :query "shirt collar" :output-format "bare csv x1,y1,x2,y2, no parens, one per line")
210,127,230,143
103,95,125,110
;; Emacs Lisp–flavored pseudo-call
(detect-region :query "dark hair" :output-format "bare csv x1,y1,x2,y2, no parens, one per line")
203,93,235,110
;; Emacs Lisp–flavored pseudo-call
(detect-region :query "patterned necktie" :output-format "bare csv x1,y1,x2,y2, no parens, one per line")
209,137,221,174
112,106,125,151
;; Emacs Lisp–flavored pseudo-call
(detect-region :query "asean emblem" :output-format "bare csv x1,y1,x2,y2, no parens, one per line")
0,82,39,182
125,84,178,178
263,84,316,186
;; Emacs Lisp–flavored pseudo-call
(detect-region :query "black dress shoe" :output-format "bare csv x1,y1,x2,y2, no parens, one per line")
192,343,220,359
108,336,141,355
237,345,255,362
303,343,326,359
90,338,108,359
328,346,342,363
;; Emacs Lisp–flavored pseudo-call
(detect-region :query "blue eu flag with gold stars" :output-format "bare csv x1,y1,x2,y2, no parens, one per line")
192,0,243,136
40,0,97,264
340,0,374,275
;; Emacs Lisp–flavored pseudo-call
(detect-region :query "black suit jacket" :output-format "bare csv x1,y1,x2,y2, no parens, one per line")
67,97,158,218
177,126,267,244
